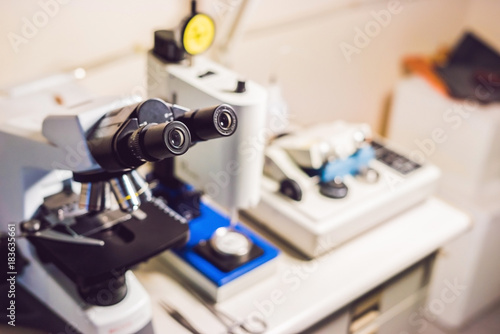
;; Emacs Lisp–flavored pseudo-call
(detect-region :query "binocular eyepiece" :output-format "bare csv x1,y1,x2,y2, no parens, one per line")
126,121,192,163
87,99,237,172
177,104,238,142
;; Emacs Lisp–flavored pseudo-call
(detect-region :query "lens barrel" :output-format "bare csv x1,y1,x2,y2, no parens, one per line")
123,121,191,167
177,104,237,142
86,100,237,172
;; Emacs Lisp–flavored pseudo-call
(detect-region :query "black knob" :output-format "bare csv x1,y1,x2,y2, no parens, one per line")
235,80,246,93
320,179,348,199
279,178,302,201
153,30,185,63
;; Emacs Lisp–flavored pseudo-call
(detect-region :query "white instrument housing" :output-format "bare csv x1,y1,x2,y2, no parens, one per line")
148,55,268,209
246,134,440,258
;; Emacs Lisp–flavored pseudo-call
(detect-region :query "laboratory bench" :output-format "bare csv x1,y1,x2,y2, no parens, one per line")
133,197,470,334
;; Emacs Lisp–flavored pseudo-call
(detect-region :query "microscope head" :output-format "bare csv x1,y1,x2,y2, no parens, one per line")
75,98,238,213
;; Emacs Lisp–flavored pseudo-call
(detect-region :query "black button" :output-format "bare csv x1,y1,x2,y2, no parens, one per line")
235,80,246,93
320,180,348,199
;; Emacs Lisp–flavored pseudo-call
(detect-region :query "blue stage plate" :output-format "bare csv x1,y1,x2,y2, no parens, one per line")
173,202,280,287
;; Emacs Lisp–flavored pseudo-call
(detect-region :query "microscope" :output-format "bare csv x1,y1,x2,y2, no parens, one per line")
146,5,279,302
0,74,237,333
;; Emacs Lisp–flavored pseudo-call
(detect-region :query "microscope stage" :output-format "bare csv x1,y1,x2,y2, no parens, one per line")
30,199,189,286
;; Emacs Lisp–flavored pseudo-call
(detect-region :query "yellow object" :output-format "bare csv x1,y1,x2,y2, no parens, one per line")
182,13,215,55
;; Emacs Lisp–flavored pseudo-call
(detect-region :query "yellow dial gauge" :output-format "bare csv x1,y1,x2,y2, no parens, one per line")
182,13,215,55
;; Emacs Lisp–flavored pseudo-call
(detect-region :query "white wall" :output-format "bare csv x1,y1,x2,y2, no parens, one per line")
0,0,486,133
463,0,500,51
227,0,471,132
0,0,188,87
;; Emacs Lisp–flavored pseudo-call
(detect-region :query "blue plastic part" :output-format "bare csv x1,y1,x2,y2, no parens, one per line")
172,202,280,287
320,145,375,182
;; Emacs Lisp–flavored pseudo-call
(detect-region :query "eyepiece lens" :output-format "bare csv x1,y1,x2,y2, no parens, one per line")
218,111,232,130
169,128,185,149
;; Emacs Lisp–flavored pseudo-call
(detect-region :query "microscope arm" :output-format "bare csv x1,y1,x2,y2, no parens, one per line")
41,96,139,172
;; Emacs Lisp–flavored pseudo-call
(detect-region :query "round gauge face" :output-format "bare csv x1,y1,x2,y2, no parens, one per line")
182,13,215,55
210,228,251,257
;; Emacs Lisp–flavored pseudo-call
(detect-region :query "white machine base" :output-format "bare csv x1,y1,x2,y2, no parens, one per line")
246,140,440,258
160,250,279,302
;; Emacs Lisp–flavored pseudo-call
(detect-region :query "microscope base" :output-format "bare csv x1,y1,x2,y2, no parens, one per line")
159,202,280,302
18,239,152,334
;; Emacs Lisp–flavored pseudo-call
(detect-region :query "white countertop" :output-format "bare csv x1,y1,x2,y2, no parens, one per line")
134,197,471,334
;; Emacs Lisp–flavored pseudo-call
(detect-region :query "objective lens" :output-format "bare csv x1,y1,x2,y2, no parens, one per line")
109,174,140,212
169,128,185,149
218,111,232,131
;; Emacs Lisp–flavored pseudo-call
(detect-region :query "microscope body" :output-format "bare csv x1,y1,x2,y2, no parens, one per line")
0,74,235,332
0,78,157,333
